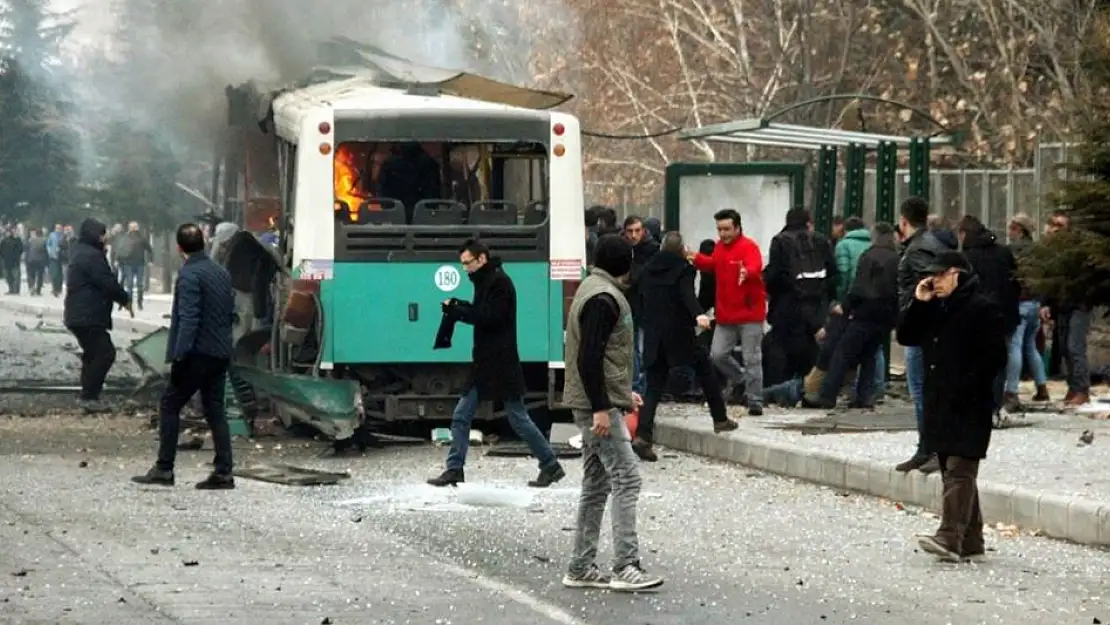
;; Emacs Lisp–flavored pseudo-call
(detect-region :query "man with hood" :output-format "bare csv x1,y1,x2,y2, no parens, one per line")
894,197,954,474
24,228,48,295
622,214,659,395
0,228,24,294
561,234,662,592
896,251,1007,563
763,208,837,387
428,239,565,488
957,215,1020,414
691,209,766,415
632,231,737,462
63,218,133,413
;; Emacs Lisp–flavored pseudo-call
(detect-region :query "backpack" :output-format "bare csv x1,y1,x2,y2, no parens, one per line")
780,230,829,331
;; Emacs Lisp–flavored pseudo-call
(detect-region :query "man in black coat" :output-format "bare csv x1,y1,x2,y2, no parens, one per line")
632,232,737,462
957,215,1020,413
62,218,132,413
622,214,659,395
805,222,901,409
896,251,1008,563
428,239,565,488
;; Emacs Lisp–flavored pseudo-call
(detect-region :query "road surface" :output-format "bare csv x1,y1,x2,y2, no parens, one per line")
0,306,1106,625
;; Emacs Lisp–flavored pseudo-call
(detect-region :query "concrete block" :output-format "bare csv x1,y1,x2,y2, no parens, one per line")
844,461,870,493
866,462,893,499
1065,499,1104,545
1011,488,1039,529
888,470,914,504
815,452,847,488
730,439,753,466
762,442,791,475
748,443,770,471
976,483,1016,525
1034,492,1072,539
1097,506,1110,546
786,449,809,480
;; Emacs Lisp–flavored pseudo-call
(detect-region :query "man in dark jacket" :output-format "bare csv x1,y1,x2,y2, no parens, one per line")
428,239,565,488
0,228,24,293
957,215,1021,413
763,208,837,386
62,219,132,413
805,222,900,409
132,223,237,490
896,251,1007,563
894,197,954,474
632,232,737,462
116,221,154,310
25,228,48,295
622,214,659,395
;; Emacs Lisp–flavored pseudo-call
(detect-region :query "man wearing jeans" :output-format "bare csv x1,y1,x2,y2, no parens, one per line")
427,240,565,488
691,209,766,415
1004,213,1050,406
1040,211,1091,406
894,197,953,474
561,234,662,592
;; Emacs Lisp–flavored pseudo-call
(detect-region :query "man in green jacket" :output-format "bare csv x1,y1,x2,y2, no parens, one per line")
834,216,871,302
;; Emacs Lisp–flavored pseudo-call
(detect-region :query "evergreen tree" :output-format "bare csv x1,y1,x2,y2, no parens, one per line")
1018,13,1110,308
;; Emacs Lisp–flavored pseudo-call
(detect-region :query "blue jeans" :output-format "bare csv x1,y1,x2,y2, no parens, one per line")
631,328,645,395
904,345,925,453
1006,301,1047,393
852,345,886,404
445,387,558,471
121,263,145,305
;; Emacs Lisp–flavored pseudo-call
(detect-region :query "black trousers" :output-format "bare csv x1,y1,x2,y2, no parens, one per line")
3,262,20,293
27,262,45,294
70,327,116,401
819,319,885,404
156,355,234,475
764,324,819,388
637,347,728,444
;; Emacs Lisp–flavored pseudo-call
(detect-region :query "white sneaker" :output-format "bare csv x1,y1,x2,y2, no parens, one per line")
609,564,663,592
562,564,610,589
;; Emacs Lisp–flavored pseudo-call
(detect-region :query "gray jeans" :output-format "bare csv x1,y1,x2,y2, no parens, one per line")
1060,309,1092,394
709,322,764,401
568,408,643,575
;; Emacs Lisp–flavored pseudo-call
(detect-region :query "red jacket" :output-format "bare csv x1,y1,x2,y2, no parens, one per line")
693,236,766,325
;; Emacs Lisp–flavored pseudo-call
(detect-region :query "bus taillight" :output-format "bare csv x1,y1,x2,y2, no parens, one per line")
562,280,580,329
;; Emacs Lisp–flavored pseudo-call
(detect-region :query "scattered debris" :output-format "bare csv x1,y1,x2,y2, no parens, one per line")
233,462,351,486
182,560,199,567
10,569,28,577
78,460,88,468
1079,429,1095,445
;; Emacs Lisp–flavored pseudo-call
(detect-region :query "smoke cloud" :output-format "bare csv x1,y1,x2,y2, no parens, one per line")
57,0,578,181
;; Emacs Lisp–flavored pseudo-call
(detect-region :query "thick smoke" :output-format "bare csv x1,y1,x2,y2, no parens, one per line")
60,0,578,181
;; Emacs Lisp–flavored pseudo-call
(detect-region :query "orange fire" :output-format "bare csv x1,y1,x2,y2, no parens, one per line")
333,144,366,221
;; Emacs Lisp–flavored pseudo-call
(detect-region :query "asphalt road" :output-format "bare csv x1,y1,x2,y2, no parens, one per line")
0,306,1107,624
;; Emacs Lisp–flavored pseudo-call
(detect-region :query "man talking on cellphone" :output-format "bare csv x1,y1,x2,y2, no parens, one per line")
561,234,663,593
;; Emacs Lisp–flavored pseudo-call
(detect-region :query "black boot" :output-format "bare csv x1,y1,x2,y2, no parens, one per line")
895,452,931,473
195,473,235,490
131,467,175,486
632,438,658,462
528,463,566,488
427,469,464,487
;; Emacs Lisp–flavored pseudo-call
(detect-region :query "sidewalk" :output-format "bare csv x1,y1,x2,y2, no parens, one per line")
0,291,167,334
655,397,1110,547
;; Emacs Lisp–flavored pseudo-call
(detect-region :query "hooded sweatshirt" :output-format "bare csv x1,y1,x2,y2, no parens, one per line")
692,234,765,325
961,227,1020,332
63,218,130,329
834,227,871,302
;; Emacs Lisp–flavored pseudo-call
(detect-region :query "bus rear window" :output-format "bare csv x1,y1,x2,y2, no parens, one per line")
333,141,548,226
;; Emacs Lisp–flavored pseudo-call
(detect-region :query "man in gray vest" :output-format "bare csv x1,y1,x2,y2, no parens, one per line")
561,234,663,593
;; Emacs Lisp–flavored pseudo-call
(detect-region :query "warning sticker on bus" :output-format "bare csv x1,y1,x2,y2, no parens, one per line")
550,259,583,280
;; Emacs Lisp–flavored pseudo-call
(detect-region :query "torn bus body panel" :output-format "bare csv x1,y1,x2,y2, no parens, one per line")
229,365,363,441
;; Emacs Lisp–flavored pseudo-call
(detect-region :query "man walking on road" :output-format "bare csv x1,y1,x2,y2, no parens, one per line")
690,209,766,414
46,224,65,296
133,224,237,490
116,221,153,310
562,234,663,592
63,219,133,413
25,228,48,295
427,239,565,488
896,251,1007,563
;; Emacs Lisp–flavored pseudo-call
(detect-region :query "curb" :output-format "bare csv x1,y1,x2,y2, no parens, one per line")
655,419,1110,548
0,300,163,335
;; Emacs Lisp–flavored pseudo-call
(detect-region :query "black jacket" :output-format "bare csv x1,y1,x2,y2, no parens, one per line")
897,228,953,310
845,234,900,327
0,234,23,265
63,219,130,330
626,237,659,323
961,228,1020,332
166,252,236,362
446,258,526,401
896,274,1008,459
765,225,836,332
639,250,704,369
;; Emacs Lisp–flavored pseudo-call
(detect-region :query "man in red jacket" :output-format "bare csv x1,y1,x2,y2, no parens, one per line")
689,209,767,415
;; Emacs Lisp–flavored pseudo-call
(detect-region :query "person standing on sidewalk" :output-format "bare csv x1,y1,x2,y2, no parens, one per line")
132,223,237,490
63,219,133,413
1040,210,1092,406
622,215,659,396
0,228,24,294
691,209,766,415
46,224,65,296
24,228,48,295
894,197,953,474
632,232,737,462
896,251,1007,563
561,234,662,592
427,239,565,488
1004,214,1050,404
